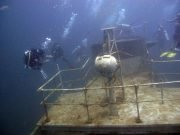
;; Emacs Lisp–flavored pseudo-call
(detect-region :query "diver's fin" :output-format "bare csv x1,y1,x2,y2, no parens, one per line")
167,52,176,58
160,51,176,58
160,51,169,57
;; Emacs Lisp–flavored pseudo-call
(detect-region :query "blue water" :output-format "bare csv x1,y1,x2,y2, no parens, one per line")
0,0,179,135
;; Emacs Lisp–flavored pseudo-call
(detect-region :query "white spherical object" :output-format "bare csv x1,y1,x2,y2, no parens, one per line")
95,55,118,77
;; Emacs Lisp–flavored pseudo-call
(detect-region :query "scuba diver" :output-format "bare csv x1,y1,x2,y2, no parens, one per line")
51,43,64,61
41,37,74,68
24,48,48,79
24,49,45,70
168,13,180,51
24,38,74,80
155,24,169,54
41,37,53,58
160,13,180,58
23,37,52,80
51,43,74,68
173,13,180,51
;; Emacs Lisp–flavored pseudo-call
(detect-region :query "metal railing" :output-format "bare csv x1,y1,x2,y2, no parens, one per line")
38,56,180,124
37,29,180,123
39,80,180,123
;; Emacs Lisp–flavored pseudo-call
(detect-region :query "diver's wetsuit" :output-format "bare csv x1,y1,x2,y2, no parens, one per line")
24,49,45,70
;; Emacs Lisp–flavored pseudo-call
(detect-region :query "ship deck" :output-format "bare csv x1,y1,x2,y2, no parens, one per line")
33,72,180,135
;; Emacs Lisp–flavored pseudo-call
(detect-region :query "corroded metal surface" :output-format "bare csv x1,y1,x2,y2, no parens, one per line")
36,73,180,135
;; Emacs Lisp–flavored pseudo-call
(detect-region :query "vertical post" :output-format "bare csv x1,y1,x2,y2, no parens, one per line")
134,85,142,123
160,80,164,104
110,29,115,54
107,31,111,54
103,77,109,100
150,60,154,84
56,64,63,88
118,60,125,100
83,88,90,123
108,78,118,116
103,30,108,54
42,91,50,122
145,48,154,85
113,29,125,100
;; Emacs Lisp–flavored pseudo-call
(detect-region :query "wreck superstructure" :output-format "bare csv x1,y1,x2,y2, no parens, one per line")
31,27,180,135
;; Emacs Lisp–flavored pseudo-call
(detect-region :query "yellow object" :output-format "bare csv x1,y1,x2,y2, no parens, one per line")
160,52,169,57
160,51,176,58
167,52,176,58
